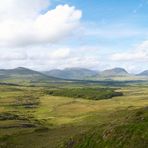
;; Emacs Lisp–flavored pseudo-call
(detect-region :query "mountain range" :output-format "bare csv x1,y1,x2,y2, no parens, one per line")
43,68,98,79
43,67,148,80
0,67,147,84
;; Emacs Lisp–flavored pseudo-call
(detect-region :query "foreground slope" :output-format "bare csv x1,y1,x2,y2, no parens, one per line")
63,107,148,148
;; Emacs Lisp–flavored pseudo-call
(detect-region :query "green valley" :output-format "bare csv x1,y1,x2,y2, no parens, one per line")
0,79,147,148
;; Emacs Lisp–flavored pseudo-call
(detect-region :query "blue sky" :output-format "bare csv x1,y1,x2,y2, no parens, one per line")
56,0,148,47
0,0,147,73
51,0,148,72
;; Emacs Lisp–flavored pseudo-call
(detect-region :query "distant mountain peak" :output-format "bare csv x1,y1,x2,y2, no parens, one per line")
138,70,148,76
64,67,91,70
101,67,128,76
14,67,30,71
15,67,27,69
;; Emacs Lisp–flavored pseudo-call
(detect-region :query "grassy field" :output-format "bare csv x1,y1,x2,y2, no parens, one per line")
0,83,148,148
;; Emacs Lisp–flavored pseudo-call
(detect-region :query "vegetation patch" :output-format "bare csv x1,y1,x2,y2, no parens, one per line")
11,95,40,109
0,113,20,121
46,88,123,100
62,107,148,148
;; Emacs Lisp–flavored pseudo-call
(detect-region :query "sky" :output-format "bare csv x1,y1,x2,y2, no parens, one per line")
0,0,148,73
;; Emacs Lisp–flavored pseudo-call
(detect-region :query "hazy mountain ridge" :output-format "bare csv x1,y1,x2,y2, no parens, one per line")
43,67,131,80
138,70,148,76
0,67,148,83
43,67,98,80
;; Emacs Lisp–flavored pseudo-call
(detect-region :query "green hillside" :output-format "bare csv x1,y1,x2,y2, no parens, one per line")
0,67,61,85
63,107,148,148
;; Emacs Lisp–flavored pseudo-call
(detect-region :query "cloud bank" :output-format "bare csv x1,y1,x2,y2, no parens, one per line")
0,0,82,47
0,47,100,70
111,41,148,61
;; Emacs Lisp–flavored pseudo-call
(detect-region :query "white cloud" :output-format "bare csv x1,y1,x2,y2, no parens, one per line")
60,57,100,69
111,41,148,61
51,48,70,59
0,47,70,61
0,46,100,70
0,0,50,20
111,50,148,61
0,1,82,47
137,40,148,50
0,50,27,60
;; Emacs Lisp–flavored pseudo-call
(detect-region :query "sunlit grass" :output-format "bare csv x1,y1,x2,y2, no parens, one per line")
0,84,148,147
